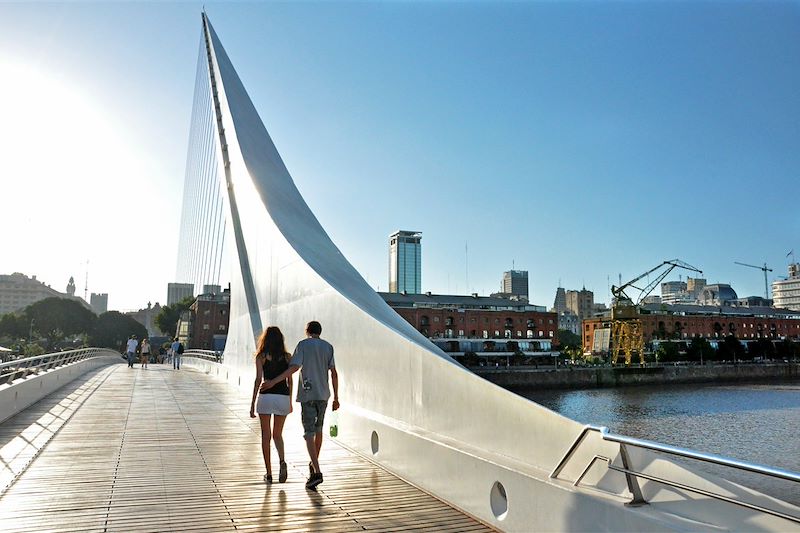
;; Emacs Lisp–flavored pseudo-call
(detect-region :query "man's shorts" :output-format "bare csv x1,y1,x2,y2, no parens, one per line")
300,400,328,438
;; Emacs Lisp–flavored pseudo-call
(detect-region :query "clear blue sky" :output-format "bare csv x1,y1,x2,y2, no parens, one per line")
1,1,798,311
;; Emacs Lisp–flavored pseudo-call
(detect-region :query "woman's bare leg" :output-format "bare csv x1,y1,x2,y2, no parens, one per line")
272,415,287,463
258,414,273,474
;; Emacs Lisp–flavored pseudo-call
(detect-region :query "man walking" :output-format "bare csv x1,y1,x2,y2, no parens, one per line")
262,321,339,490
171,337,183,370
125,335,138,368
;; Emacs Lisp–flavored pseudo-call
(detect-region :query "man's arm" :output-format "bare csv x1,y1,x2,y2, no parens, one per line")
330,366,339,411
261,365,300,392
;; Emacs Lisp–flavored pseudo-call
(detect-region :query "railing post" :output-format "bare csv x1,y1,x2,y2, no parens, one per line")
618,443,647,506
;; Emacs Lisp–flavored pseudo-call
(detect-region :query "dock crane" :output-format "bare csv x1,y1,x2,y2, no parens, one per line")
610,259,703,365
734,261,772,300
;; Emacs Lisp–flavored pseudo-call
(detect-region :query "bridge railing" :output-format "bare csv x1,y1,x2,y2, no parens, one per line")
551,424,800,524
183,349,223,363
0,348,121,387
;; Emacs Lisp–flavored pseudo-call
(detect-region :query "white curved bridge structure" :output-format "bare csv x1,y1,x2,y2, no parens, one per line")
183,13,800,532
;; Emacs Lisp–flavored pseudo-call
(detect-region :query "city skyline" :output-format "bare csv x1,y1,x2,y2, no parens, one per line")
1,2,798,311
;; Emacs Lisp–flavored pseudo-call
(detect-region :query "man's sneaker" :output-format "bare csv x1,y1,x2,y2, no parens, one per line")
305,472,323,490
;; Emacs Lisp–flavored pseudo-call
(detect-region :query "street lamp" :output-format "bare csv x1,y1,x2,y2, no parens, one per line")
28,319,35,343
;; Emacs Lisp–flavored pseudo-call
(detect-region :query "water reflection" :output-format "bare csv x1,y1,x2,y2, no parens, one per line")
517,381,800,506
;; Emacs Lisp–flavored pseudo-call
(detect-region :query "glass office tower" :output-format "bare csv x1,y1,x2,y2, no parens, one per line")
389,231,422,294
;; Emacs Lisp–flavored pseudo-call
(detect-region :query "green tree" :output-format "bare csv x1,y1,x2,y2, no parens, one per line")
155,297,194,336
776,338,799,362
556,329,581,350
747,338,775,361
718,335,745,363
0,313,27,340
23,298,96,349
687,337,715,364
90,311,148,350
656,342,680,363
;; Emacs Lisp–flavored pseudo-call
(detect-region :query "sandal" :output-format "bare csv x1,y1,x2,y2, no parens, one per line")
263,473,273,484
279,461,288,483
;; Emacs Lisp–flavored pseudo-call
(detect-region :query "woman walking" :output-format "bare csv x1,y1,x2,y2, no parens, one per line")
139,338,151,369
250,326,293,483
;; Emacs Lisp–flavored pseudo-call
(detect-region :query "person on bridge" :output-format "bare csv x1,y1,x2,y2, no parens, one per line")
139,338,151,369
249,326,293,484
262,321,339,490
171,338,183,370
125,335,138,368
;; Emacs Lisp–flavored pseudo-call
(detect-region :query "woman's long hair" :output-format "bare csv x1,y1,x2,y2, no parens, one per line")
254,326,290,362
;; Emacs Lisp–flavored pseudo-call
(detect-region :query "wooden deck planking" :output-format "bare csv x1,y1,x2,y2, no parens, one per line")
0,364,494,532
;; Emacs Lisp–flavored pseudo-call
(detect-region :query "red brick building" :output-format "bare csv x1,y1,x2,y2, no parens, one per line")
583,305,800,354
189,292,230,350
380,292,557,340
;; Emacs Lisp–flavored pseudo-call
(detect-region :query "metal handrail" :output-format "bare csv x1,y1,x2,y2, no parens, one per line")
0,348,120,386
183,349,223,363
598,427,800,484
551,424,800,523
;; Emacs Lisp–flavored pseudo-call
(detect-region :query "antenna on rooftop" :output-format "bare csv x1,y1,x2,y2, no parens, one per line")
465,242,469,294
83,259,89,300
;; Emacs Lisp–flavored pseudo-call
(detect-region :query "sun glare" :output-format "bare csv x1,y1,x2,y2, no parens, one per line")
0,58,164,307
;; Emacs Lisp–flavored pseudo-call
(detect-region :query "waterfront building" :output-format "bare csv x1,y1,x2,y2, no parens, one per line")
90,293,108,314
388,230,422,294
189,290,230,350
167,282,194,305
0,273,88,315
582,302,800,354
642,295,662,305
380,291,556,340
772,263,800,311
566,287,594,323
556,311,580,335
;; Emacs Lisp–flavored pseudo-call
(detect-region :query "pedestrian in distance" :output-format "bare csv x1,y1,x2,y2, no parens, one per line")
262,321,339,490
171,337,183,369
249,326,293,484
139,338,151,369
125,335,138,368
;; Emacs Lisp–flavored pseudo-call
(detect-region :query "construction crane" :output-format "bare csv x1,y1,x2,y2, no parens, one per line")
734,261,772,300
610,259,703,366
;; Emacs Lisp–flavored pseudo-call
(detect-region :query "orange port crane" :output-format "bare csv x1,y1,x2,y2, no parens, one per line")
610,259,703,365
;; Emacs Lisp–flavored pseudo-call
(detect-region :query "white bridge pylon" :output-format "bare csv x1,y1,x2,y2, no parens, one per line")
181,13,800,531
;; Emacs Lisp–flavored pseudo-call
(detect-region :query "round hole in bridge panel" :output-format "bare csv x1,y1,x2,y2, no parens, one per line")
490,481,508,520
370,431,379,455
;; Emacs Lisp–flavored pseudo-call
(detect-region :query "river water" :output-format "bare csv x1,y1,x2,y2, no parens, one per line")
516,380,800,507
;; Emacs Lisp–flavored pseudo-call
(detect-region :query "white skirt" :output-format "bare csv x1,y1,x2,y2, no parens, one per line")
256,393,291,416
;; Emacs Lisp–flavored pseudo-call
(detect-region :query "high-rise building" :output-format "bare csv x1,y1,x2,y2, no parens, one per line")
502,270,528,299
90,293,108,314
203,284,222,295
168,283,194,305
660,281,687,303
388,230,422,294
686,278,706,300
566,288,594,323
552,287,567,314
772,263,800,311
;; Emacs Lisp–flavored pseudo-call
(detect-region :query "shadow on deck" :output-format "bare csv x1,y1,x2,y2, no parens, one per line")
0,364,493,532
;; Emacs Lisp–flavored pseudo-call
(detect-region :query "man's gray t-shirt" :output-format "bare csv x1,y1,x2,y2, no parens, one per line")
290,337,335,402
